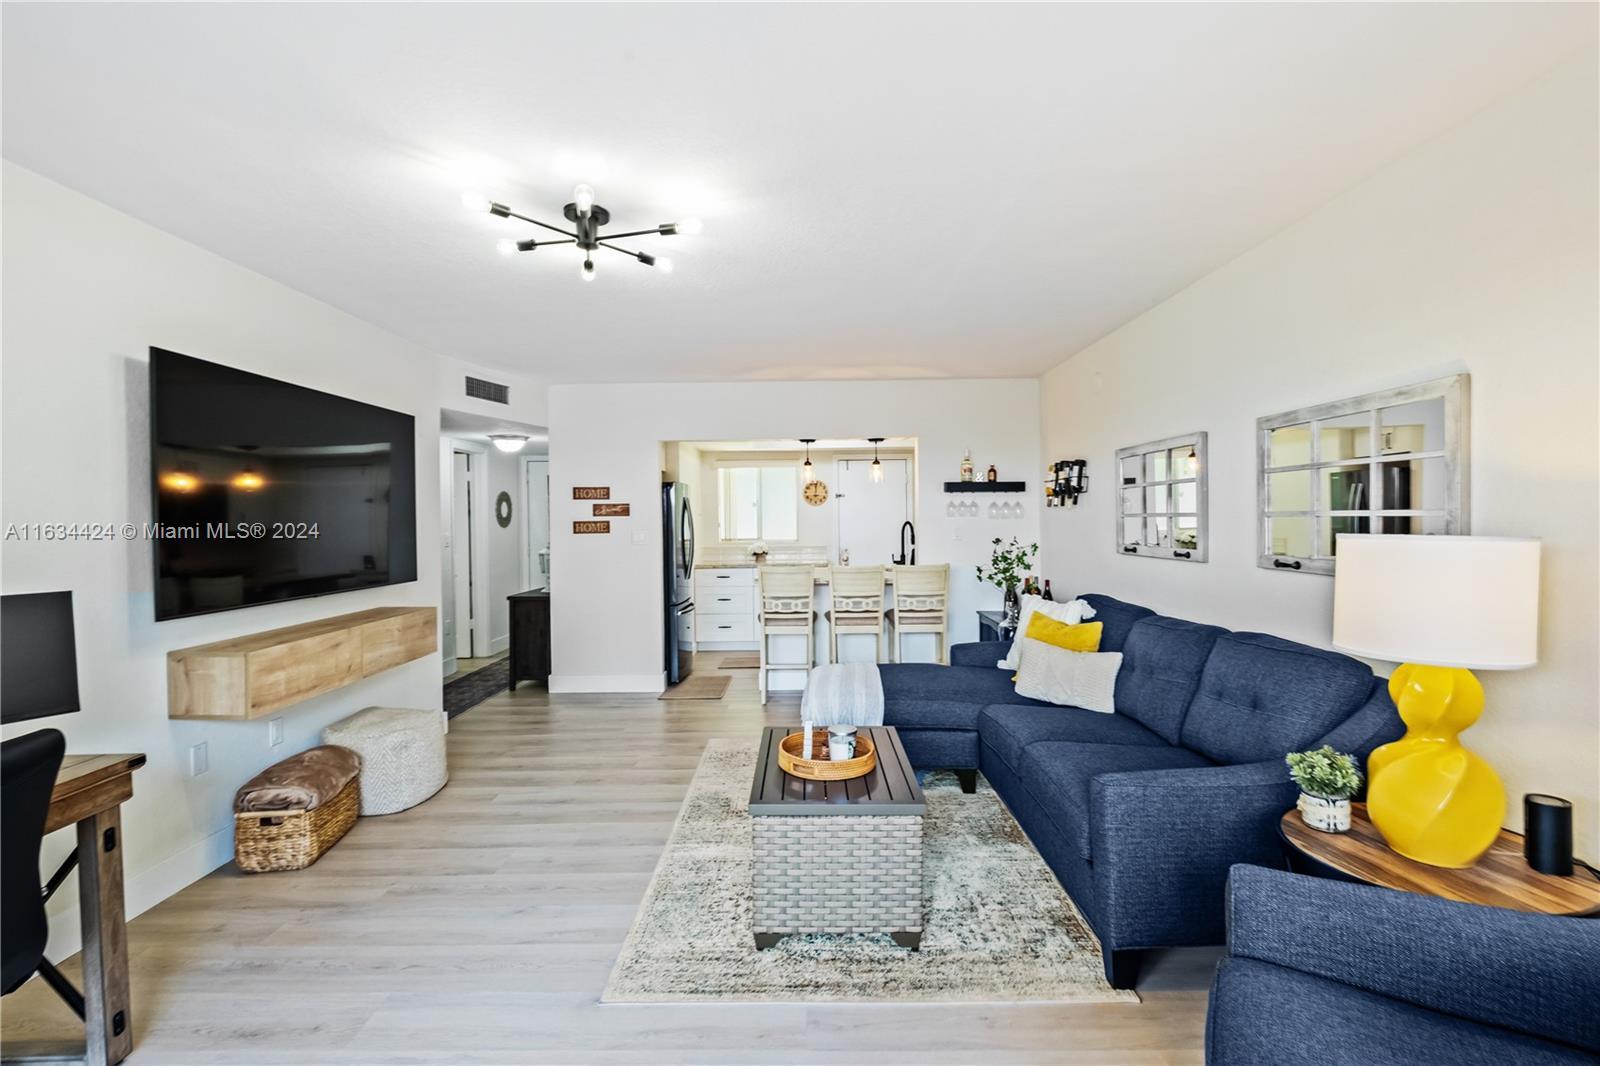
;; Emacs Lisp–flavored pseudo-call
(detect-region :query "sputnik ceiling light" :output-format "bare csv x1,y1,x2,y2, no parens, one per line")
464,185,700,281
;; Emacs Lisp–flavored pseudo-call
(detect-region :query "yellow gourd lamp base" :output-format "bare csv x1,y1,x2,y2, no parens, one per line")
1366,663,1506,869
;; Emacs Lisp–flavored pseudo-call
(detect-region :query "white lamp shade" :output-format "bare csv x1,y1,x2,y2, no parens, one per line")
1331,535,1540,670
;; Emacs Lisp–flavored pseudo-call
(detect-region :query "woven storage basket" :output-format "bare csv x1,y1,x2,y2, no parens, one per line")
235,776,359,873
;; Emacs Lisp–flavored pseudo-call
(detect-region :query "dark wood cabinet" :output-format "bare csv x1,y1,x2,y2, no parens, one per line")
508,590,551,690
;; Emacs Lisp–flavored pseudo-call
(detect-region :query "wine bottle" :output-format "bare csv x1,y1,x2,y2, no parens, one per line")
1042,580,1054,601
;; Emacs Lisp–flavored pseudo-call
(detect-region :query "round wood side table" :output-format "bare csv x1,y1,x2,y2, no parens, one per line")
1278,802,1600,917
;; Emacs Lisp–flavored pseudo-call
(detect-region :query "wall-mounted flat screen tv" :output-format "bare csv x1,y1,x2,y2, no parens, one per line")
150,348,417,621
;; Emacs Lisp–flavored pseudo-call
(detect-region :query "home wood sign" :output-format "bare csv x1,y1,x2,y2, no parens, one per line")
572,486,611,501
573,520,611,535
592,503,630,517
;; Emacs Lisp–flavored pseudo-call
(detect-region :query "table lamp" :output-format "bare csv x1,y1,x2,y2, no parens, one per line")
1332,534,1540,868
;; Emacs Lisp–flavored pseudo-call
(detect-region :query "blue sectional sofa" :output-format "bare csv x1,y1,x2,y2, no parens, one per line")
1209,865,1600,1065
878,593,1404,988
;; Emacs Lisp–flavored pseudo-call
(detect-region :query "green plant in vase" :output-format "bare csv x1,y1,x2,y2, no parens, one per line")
976,537,1039,628
1286,745,1362,833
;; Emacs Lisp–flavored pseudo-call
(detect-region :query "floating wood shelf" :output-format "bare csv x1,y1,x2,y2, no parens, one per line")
943,481,1028,493
167,606,436,720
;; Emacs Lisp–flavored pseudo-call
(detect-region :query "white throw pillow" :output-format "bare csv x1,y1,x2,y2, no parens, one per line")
997,596,1097,670
1013,639,1122,714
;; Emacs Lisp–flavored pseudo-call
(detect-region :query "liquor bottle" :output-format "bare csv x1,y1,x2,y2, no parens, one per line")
960,451,975,482
1042,580,1054,601
986,465,998,482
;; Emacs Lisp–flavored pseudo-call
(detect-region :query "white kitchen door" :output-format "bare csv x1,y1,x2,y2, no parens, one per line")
834,458,910,566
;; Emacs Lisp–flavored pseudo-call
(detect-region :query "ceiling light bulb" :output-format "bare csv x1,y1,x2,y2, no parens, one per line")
870,458,884,483
675,217,703,236
461,191,489,213
495,239,516,257
581,257,596,281
803,458,814,483
231,470,265,491
490,435,530,453
573,184,595,217
655,257,674,274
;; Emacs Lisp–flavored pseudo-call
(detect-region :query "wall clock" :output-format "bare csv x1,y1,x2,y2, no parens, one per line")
495,491,514,528
803,480,830,506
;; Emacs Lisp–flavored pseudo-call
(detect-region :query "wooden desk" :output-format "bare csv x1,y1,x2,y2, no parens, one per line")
1279,802,1600,917
19,754,146,1066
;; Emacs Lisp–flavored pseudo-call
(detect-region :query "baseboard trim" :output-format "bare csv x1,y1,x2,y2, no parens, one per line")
549,672,666,694
487,633,509,655
45,823,234,965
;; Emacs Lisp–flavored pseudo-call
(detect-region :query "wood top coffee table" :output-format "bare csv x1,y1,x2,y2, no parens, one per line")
1279,802,1600,917
749,726,926,949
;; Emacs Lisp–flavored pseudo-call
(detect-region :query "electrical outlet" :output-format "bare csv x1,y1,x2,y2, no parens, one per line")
189,742,209,777
268,718,285,747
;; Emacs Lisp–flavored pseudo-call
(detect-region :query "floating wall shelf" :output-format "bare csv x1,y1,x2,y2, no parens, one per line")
167,606,437,720
943,481,1027,493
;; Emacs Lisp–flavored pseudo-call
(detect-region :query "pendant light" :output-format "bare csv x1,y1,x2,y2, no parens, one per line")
869,438,885,483
800,439,816,483
1186,445,1200,476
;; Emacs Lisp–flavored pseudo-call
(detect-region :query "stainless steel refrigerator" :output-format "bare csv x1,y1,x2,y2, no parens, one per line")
662,482,696,684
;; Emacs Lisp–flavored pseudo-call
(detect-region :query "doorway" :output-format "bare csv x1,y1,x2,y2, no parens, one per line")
835,457,911,566
448,444,487,661
524,457,550,589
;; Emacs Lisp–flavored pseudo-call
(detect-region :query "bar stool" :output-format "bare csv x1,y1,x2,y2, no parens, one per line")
886,564,950,664
825,565,887,664
757,565,817,705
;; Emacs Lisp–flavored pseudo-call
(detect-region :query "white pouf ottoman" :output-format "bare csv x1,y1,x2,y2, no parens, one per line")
322,707,448,815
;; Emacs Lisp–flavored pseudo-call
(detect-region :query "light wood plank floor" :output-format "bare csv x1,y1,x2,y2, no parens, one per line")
0,666,1217,1065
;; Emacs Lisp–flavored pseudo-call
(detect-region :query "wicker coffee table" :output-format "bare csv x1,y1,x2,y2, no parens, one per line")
748,725,927,950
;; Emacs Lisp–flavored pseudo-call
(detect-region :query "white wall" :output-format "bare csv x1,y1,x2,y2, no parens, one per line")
0,163,455,959
548,380,1041,692
484,445,528,649
1039,55,1599,853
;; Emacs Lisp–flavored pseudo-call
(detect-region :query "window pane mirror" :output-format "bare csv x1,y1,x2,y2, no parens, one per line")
1116,432,1208,563
1256,374,1468,575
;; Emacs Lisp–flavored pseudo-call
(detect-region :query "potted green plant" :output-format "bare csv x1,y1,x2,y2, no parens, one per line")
976,537,1039,627
1285,745,1362,833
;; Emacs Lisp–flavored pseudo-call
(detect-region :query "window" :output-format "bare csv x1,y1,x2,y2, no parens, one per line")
717,465,798,541
1115,432,1208,562
1257,374,1469,575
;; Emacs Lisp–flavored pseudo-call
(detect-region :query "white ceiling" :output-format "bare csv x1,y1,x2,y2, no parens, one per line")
3,4,1590,384
694,438,915,454
440,408,548,452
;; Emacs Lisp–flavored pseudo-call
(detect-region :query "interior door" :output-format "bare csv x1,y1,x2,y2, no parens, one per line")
835,458,910,566
451,450,475,658
524,458,550,589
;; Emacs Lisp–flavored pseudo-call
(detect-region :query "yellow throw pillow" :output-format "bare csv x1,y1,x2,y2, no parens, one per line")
1025,613,1103,653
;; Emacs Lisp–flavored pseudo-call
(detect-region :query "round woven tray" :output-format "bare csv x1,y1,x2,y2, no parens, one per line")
777,730,877,781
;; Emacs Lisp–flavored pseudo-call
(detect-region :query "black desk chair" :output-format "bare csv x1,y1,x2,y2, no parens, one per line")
2,728,85,1018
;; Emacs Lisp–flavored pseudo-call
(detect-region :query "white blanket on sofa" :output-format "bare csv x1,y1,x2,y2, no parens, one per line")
800,663,884,727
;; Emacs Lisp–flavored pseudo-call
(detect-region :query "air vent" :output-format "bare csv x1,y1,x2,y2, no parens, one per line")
465,376,509,404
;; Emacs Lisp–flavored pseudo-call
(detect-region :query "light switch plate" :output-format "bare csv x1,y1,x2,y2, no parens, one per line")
632,531,647,545
189,742,209,777
268,718,285,747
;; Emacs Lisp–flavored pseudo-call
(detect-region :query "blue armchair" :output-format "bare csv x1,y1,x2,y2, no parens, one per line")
1208,865,1600,1065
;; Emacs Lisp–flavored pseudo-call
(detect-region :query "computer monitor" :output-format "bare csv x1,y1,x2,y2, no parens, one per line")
1,591,81,724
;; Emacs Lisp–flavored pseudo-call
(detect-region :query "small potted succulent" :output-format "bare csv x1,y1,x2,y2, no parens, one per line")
1285,746,1362,833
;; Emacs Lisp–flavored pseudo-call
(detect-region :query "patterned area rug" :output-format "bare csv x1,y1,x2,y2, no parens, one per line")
443,658,511,719
602,739,1134,1004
